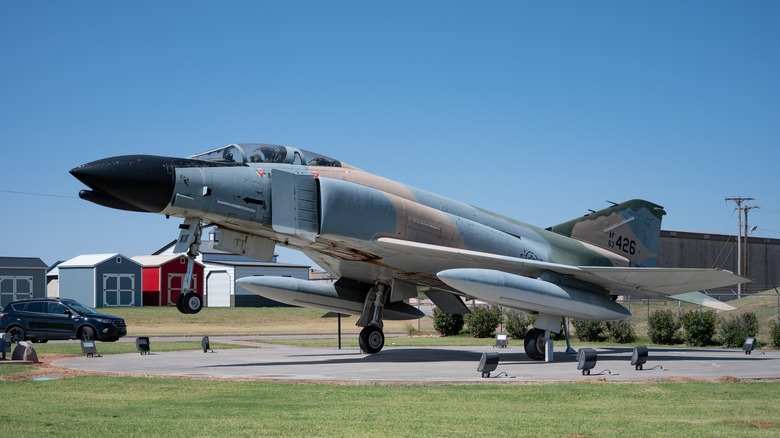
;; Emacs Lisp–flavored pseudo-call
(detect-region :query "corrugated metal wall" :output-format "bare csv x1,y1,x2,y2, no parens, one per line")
658,230,780,294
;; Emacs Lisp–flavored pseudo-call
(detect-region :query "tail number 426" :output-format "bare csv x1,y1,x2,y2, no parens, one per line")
608,234,636,255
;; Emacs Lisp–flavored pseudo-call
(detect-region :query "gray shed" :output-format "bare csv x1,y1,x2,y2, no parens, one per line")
0,257,48,308
58,253,143,307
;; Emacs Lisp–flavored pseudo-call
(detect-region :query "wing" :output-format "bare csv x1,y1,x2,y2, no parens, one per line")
375,237,748,310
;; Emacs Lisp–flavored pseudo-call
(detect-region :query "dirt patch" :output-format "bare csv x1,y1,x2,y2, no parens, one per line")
719,375,741,383
732,422,776,429
0,355,95,381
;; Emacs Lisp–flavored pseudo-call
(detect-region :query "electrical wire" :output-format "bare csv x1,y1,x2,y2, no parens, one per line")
0,189,78,199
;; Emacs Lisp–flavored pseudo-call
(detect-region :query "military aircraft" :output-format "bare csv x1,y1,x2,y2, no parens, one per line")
71,143,746,359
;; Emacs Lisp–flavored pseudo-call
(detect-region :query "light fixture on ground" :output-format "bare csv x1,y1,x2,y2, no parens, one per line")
80,339,100,358
202,336,214,353
477,352,499,378
577,348,597,375
631,346,648,370
743,337,757,355
136,337,151,355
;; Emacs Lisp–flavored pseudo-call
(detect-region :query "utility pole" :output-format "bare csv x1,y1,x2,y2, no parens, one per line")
725,196,754,299
743,204,759,279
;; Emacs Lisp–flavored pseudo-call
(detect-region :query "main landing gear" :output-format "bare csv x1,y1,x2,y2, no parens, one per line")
523,316,576,361
175,218,204,315
356,283,389,354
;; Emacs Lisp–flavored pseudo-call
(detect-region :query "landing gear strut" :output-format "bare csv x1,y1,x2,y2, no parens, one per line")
175,218,204,315
356,283,389,354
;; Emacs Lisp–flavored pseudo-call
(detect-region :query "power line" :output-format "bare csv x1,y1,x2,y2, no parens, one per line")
0,189,78,199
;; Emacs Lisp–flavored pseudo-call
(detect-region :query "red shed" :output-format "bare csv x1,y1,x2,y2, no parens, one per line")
132,255,204,306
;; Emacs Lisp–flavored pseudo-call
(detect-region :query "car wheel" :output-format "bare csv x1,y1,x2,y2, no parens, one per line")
7,326,25,343
81,326,96,341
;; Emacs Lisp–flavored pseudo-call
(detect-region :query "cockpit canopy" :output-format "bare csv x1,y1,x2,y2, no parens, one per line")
189,143,349,168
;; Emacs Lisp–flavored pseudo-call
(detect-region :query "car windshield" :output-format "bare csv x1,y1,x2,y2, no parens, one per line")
189,143,350,168
63,300,99,315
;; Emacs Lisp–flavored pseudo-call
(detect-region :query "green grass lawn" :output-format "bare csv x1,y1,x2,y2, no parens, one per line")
1,299,778,436
0,376,777,437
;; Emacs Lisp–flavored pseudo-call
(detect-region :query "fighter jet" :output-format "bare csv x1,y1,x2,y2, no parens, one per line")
71,143,746,359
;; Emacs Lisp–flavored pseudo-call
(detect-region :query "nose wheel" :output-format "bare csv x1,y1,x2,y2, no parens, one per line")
358,326,385,354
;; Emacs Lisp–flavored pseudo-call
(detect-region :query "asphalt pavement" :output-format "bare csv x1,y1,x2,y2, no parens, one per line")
52,335,780,384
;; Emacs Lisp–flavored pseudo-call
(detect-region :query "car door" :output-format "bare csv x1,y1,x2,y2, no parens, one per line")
21,301,48,338
45,302,75,339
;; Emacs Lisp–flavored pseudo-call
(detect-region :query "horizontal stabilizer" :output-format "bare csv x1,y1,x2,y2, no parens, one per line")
580,266,749,295
669,292,736,311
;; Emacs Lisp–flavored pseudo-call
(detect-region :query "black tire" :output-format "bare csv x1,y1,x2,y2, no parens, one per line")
7,326,25,343
81,326,96,341
524,328,546,361
183,292,203,314
176,293,190,314
358,326,385,354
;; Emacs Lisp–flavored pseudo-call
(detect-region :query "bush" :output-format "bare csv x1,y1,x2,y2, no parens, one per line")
504,309,533,339
606,320,636,344
718,312,759,348
464,305,503,338
432,307,464,337
771,319,780,349
680,309,717,347
648,309,681,345
571,319,606,342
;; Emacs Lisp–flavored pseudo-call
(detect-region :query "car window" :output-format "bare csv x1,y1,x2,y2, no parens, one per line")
25,302,46,313
47,302,69,315
9,303,26,312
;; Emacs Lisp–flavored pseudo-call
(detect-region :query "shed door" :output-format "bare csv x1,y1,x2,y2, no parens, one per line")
167,274,197,306
0,276,32,308
103,274,135,306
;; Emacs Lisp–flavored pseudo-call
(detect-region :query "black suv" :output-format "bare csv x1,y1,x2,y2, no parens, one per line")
0,298,127,343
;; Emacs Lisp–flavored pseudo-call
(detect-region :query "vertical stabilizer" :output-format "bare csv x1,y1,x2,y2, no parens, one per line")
547,200,666,267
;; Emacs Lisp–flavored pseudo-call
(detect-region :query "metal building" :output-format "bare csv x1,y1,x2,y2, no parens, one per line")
58,254,143,307
0,257,48,308
658,230,780,295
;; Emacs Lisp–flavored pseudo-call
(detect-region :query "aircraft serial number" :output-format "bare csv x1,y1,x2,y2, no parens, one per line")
607,233,636,255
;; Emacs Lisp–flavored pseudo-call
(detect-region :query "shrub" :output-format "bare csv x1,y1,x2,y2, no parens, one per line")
718,312,759,348
571,319,606,342
680,309,717,347
504,309,533,339
648,309,681,345
464,305,503,338
771,319,780,349
606,320,636,344
432,307,464,337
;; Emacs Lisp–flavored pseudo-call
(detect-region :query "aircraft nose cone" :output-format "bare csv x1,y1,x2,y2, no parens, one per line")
70,155,177,213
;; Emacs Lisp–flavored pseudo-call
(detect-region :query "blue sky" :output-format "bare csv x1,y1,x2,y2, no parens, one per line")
1,1,778,267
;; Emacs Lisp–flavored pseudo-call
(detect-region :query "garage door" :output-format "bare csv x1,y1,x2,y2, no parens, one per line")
207,271,232,307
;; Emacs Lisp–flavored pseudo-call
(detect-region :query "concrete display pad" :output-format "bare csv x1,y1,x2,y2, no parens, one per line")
53,340,780,384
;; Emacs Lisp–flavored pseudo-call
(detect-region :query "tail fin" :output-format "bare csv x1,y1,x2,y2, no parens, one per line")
547,200,666,267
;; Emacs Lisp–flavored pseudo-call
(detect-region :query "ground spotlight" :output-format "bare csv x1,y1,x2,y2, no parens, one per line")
202,336,214,353
477,352,499,378
80,339,100,358
136,337,151,355
577,348,597,375
631,346,648,370
743,337,756,355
